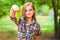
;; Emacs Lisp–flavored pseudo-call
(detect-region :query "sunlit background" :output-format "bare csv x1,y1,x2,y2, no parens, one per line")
0,0,60,40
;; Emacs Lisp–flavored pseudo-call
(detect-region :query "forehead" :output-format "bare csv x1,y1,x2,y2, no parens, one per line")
25,5,33,10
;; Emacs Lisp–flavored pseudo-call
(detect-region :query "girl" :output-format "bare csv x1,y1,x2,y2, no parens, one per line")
10,2,41,40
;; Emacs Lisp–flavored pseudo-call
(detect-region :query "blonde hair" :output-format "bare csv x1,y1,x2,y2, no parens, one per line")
22,2,36,21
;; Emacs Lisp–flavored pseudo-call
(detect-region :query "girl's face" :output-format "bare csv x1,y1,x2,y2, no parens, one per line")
25,5,34,18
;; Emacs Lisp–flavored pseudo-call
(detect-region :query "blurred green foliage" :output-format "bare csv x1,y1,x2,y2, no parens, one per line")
0,0,60,18
58,10,60,16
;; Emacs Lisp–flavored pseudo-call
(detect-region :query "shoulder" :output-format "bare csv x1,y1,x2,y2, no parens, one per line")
33,21,40,27
35,21,40,26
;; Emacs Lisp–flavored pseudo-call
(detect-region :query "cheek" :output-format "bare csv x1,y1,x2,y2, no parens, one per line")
31,11,34,15
25,11,28,14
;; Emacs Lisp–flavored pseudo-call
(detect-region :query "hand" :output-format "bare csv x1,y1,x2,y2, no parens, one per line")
10,5,20,18
12,5,20,12
34,35,40,40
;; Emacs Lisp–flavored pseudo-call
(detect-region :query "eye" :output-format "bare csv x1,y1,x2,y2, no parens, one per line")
25,10,28,12
29,9,32,11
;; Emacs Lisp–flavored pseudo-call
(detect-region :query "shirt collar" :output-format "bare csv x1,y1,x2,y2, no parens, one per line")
21,16,36,25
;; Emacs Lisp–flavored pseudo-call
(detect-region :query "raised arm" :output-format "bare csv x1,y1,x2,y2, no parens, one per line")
10,5,20,25
10,5,20,18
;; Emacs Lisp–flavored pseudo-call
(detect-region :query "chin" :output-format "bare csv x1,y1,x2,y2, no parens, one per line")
26,15,32,18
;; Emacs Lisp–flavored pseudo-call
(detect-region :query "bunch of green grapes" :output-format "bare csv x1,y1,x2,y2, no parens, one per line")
15,12,22,21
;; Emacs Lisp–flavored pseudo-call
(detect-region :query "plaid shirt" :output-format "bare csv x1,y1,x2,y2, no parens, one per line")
10,16,41,40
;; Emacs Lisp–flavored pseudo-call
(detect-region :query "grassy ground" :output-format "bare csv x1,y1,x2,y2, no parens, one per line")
0,16,55,40
0,16,18,40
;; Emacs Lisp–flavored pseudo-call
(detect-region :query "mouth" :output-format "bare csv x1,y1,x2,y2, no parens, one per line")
27,13,31,15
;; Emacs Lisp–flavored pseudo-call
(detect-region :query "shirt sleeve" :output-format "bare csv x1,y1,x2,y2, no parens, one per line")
10,16,20,25
34,23,41,35
33,23,41,40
